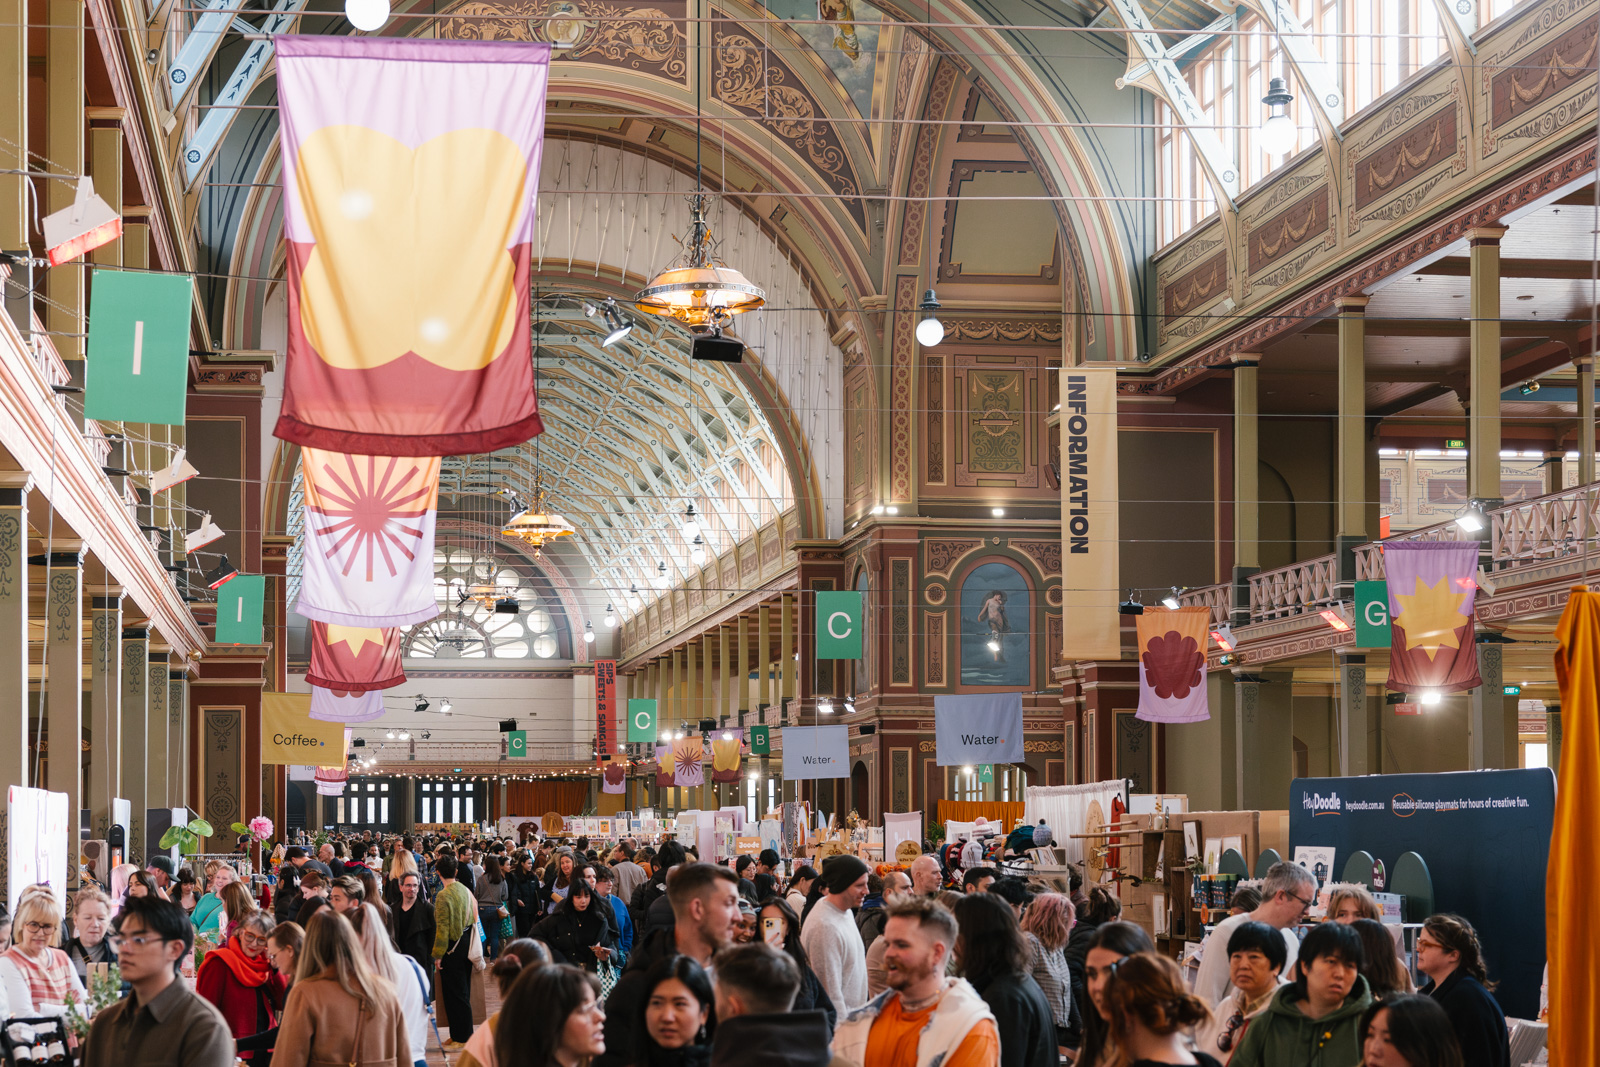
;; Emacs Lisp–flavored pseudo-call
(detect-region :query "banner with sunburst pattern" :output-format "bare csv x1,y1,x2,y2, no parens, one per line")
296,448,441,627
1385,541,1482,694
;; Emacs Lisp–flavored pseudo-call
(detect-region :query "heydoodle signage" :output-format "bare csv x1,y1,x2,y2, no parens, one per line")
1290,768,1555,1019
261,693,346,764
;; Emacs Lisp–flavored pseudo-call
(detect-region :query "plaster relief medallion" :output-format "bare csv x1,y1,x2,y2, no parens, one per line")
926,583,946,605
532,0,590,48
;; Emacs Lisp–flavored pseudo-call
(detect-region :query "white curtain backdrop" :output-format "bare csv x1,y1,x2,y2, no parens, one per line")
1023,780,1130,868
884,811,922,857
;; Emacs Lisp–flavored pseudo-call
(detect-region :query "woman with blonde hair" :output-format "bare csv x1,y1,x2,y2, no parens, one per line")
273,909,410,1067
64,886,117,984
0,889,87,1015
1326,885,1382,924
193,862,240,940
220,879,260,943
349,904,431,1067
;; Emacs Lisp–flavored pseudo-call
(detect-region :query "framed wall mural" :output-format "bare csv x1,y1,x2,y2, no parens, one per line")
959,560,1030,687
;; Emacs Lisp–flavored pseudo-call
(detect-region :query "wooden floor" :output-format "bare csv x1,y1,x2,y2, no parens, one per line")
424,968,505,1066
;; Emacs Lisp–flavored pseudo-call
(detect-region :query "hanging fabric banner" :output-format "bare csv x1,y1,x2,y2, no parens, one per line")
711,728,744,783
655,744,676,788
309,686,386,723
602,764,626,794
934,693,1024,766
314,728,353,795
306,621,406,693
261,693,346,764
595,660,616,767
672,735,705,788
296,448,441,627
273,36,552,456
1135,606,1212,723
815,591,862,659
781,725,850,780
215,575,266,644
627,699,657,743
1060,367,1122,660
1384,542,1482,693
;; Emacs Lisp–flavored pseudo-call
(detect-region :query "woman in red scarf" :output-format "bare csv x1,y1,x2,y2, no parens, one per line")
196,911,289,1061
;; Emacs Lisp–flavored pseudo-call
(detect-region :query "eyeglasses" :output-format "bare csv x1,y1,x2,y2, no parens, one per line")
1284,890,1315,913
22,922,58,934
238,933,268,947
1217,1010,1247,1052
1415,937,1443,952
108,933,172,950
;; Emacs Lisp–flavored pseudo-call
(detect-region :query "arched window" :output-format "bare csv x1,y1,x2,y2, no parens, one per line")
404,545,572,659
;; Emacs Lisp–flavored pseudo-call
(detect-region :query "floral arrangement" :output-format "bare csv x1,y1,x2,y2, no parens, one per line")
231,816,274,843
63,964,122,1039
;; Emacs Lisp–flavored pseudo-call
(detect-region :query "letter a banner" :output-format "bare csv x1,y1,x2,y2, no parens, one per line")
1060,367,1121,660
1385,541,1481,694
273,37,552,456
297,448,441,627
816,591,862,659
1135,606,1211,723
934,693,1023,766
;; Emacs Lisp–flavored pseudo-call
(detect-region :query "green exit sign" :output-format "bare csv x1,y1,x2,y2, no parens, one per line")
1503,685,1521,696
1445,439,1466,448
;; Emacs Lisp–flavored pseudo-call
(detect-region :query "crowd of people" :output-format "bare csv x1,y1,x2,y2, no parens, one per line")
0,828,1516,1067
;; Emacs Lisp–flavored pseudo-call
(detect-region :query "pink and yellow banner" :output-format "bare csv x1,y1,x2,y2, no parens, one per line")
1385,542,1481,694
273,37,552,456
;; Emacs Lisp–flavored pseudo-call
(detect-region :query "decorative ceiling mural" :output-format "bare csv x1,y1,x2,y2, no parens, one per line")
755,0,882,119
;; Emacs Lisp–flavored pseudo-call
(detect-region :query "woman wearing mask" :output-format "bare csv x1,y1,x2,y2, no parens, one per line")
460,939,553,1067
1358,994,1464,1067
64,887,117,984
1019,892,1077,1054
273,910,410,1067
1100,953,1218,1067
0,890,87,1014
476,855,511,961
495,963,606,1067
1414,915,1509,1067
755,897,835,1030
635,955,714,1067
1076,920,1156,1067
532,878,615,974
235,922,306,1061
195,911,288,1061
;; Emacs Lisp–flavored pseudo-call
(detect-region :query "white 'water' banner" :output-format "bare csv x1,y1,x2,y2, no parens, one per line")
934,692,1024,766
781,725,850,780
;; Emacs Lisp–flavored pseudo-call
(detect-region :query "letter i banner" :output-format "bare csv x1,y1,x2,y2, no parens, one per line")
1135,606,1211,723
272,36,552,457
215,575,266,644
84,269,192,426
933,693,1023,766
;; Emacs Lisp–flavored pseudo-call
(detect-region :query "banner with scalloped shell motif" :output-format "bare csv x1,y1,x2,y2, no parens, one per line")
273,36,551,456
1135,606,1211,723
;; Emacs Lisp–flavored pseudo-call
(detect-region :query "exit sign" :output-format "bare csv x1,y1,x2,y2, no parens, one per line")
1445,439,1466,448
1504,685,1521,696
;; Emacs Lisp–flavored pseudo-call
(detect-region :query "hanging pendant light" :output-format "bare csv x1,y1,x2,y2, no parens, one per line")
1260,76,1298,155
635,195,766,331
916,288,945,347
502,483,577,550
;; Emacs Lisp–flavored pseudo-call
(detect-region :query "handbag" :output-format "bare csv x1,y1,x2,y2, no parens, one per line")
500,913,515,940
598,957,619,999
466,918,486,969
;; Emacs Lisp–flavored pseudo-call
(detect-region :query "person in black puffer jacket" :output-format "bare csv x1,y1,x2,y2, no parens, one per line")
1063,884,1120,1044
531,878,616,973
509,852,541,938
631,842,687,932
954,893,1056,1067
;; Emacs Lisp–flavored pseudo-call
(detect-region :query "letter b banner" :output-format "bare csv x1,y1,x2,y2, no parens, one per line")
628,699,657,743
816,590,862,659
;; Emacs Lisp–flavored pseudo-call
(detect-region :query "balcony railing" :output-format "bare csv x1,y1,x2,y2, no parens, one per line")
1250,553,1339,620
1490,484,1600,568
1177,583,1229,627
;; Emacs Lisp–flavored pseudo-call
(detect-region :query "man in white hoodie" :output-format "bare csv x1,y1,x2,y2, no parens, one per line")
831,895,998,1067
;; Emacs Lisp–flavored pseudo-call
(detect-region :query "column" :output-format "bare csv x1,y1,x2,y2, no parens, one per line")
144,648,167,849
779,592,795,708
1579,357,1596,487
719,625,732,725
1547,701,1562,774
120,632,149,863
736,614,750,720
87,114,122,267
654,657,667,736
0,0,24,253
1234,672,1293,811
46,0,85,359
1335,653,1370,776
1468,226,1507,509
757,603,771,710
672,647,685,731
1545,449,1569,496
168,670,189,808
45,545,84,887
0,475,29,793
1468,640,1510,769
88,590,123,842
1336,298,1370,584
1232,361,1260,624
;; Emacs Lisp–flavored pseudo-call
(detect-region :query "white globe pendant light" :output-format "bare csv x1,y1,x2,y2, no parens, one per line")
345,0,390,32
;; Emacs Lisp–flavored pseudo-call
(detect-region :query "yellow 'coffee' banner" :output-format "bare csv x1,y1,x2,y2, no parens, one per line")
261,692,348,765
1060,367,1122,660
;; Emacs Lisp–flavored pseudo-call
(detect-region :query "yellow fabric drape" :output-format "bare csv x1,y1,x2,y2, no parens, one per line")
936,801,1025,831
1550,584,1600,1064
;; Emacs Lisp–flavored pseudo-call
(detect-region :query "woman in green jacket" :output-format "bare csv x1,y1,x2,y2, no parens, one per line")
1230,922,1373,1067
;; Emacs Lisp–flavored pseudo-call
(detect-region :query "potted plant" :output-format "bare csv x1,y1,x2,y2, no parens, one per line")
158,817,215,856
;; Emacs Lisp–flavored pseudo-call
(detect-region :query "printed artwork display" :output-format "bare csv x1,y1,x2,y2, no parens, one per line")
961,560,1031,686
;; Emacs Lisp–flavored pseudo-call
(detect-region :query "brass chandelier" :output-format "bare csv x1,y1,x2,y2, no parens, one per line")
501,482,576,554
634,193,766,332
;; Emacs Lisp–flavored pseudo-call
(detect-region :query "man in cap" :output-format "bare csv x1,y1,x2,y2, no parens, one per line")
800,853,871,1014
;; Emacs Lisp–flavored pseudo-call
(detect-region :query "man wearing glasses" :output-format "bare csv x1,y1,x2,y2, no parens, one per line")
1191,861,1317,1008
80,895,234,1067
